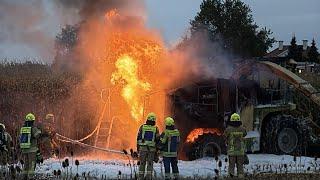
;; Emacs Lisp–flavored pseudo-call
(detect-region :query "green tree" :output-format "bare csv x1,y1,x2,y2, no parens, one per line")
55,24,80,57
288,36,303,61
53,24,81,72
190,0,275,57
308,39,319,63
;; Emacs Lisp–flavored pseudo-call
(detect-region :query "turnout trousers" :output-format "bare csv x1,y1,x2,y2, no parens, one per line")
163,156,179,180
22,152,37,180
228,155,244,177
0,151,8,178
138,150,155,180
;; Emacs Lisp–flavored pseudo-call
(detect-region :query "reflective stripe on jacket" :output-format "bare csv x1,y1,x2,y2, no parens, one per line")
224,126,247,156
160,129,180,157
138,125,157,147
20,126,41,153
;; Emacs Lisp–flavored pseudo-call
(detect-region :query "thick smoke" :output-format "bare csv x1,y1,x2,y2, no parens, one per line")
56,0,145,19
0,0,144,61
162,31,235,91
186,32,235,79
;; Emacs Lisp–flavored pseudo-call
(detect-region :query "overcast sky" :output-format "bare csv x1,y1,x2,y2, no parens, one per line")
145,0,320,50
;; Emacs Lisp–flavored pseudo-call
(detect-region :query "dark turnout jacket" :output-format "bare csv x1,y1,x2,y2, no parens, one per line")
224,121,247,156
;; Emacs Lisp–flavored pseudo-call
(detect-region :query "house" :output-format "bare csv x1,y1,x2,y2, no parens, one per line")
264,40,319,73
295,61,316,74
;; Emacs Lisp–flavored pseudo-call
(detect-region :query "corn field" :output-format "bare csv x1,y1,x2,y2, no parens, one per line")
0,60,100,156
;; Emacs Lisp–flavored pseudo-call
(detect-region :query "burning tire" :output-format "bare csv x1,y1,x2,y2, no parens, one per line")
262,115,309,155
185,133,226,160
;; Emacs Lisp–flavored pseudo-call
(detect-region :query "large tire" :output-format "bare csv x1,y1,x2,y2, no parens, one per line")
186,134,226,160
262,115,309,155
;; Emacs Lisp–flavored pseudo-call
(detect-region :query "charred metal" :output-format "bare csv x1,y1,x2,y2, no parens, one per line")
167,60,320,160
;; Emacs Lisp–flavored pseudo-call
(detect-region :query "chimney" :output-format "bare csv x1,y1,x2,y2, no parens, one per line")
278,41,284,50
303,40,308,50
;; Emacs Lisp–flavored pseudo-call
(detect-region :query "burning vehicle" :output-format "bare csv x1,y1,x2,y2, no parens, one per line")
167,60,320,160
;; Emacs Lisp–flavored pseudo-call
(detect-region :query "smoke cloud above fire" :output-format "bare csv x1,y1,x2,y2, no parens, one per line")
56,0,145,19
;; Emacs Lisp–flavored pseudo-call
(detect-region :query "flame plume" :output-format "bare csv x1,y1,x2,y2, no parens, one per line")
111,55,151,121
97,9,164,122
77,8,187,150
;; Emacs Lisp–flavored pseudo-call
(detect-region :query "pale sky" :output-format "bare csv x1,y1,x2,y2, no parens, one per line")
145,0,320,49
145,0,201,47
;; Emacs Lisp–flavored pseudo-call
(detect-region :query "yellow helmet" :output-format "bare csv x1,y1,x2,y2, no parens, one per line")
45,113,54,120
147,112,156,121
165,117,175,126
230,113,240,122
0,123,5,130
26,113,36,121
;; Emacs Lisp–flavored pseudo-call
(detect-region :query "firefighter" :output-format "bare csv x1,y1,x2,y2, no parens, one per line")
38,114,58,159
0,123,13,178
19,113,42,179
224,113,247,178
159,117,180,180
137,112,160,180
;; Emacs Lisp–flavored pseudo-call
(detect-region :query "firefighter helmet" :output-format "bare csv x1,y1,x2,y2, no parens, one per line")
45,113,54,120
25,113,36,121
0,123,5,130
165,117,175,126
230,113,240,122
147,112,156,121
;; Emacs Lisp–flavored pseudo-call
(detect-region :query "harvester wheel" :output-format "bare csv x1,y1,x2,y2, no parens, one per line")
262,115,309,155
186,134,226,160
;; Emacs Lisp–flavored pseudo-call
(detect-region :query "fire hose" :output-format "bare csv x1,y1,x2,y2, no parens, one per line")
56,133,124,155
65,101,108,143
53,89,125,155
57,89,109,143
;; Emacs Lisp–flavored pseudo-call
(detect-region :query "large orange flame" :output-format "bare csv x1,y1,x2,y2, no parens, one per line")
111,55,151,120
186,128,222,143
100,9,165,122
77,8,194,150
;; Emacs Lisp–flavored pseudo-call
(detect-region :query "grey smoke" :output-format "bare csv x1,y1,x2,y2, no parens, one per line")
175,31,235,81
0,0,144,61
56,0,145,19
